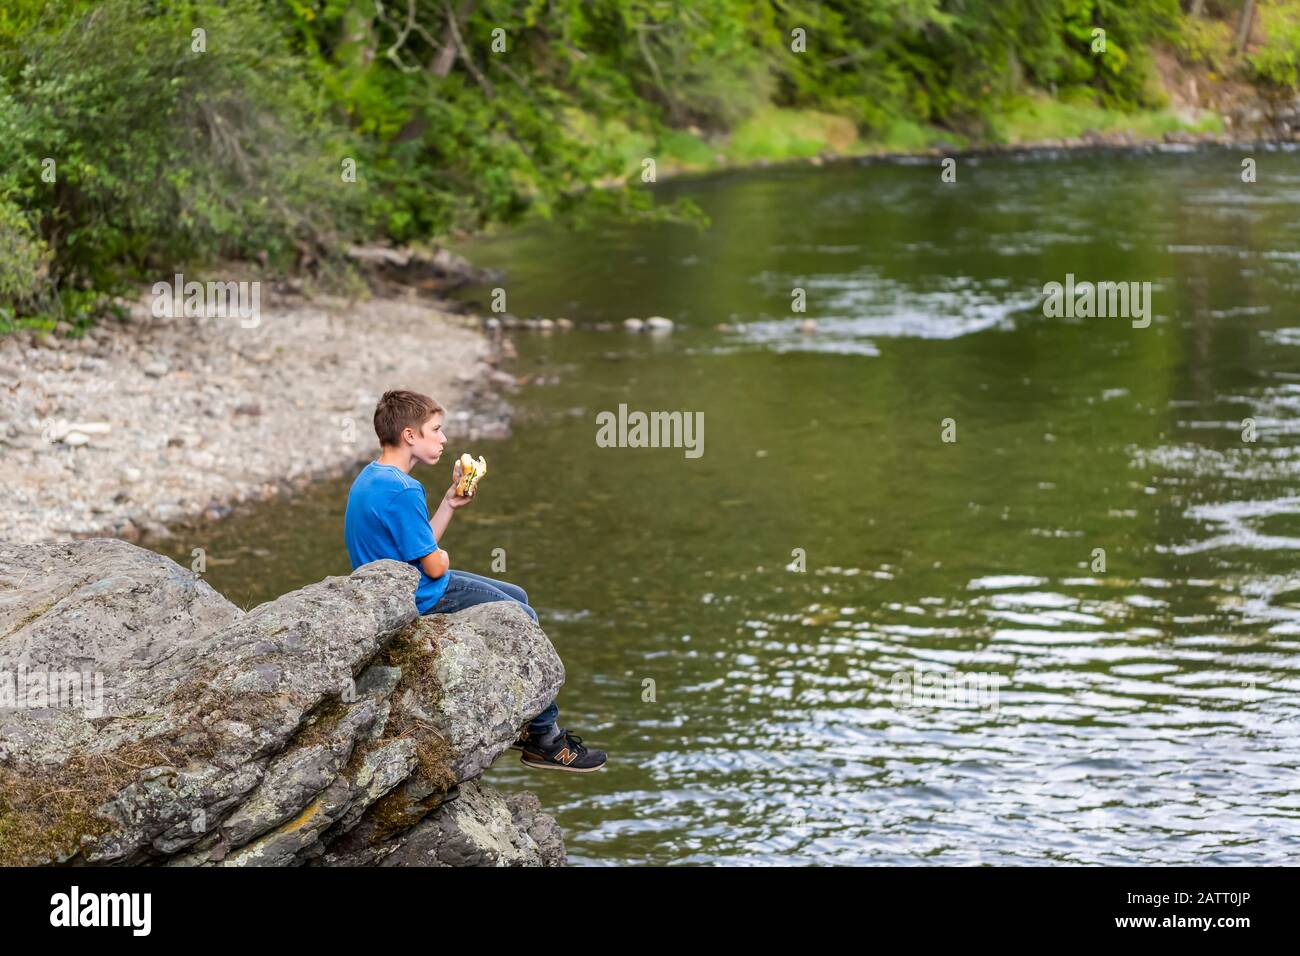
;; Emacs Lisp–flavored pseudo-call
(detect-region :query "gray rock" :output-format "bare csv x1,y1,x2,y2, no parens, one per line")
345,245,411,268
0,540,566,867
0,539,240,712
506,790,567,866
215,738,416,867
395,604,564,782
361,780,565,867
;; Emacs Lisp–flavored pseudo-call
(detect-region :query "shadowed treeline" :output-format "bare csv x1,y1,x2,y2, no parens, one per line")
1,0,1292,329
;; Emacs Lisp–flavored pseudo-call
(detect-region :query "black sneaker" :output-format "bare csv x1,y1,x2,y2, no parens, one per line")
520,729,607,773
509,728,531,752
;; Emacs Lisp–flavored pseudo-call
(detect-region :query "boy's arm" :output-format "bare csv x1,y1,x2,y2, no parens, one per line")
430,499,456,542
420,548,450,579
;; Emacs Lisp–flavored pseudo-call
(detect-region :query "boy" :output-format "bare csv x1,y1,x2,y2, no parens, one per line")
344,389,606,772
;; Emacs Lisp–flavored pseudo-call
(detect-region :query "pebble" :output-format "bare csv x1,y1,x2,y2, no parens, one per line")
555,318,573,331
69,422,112,436
203,503,233,522
645,316,674,333
799,319,818,334
48,421,111,442
143,361,169,378
623,318,644,332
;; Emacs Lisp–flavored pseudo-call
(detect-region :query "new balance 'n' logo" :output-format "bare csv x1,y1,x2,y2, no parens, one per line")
555,747,577,766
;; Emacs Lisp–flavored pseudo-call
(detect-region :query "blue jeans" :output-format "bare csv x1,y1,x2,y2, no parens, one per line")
427,570,559,734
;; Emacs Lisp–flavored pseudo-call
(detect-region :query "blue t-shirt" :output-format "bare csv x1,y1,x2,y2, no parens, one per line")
344,462,449,612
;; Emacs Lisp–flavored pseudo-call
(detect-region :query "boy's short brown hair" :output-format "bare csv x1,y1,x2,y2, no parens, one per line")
374,389,444,447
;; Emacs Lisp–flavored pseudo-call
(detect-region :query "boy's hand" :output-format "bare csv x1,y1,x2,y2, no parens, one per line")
443,459,475,510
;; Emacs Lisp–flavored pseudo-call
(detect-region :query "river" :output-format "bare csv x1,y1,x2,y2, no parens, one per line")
163,146,1300,865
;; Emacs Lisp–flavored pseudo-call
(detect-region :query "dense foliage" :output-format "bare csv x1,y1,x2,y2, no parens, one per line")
0,0,1293,325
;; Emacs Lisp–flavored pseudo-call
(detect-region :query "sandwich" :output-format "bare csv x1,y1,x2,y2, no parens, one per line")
456,453,487,496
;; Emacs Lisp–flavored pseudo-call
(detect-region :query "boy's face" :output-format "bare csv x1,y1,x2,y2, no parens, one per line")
405,413,446,465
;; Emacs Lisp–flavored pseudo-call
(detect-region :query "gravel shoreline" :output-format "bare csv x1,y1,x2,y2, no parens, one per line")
0,290,515,545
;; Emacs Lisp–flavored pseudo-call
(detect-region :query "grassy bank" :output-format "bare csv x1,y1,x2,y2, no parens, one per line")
617,97,1226,181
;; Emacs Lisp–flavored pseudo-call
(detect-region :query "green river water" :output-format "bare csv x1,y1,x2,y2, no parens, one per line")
164,146,1300,865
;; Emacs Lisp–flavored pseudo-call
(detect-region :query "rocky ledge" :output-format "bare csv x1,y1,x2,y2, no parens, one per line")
0,538,565,866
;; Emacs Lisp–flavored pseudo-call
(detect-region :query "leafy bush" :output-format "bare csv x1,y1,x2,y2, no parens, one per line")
0,195,50,308
0,0,356,307
1248,1,1300,90
1176,15,1234,71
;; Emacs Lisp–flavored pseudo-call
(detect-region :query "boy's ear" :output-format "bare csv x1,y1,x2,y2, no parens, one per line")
401,426,415,446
